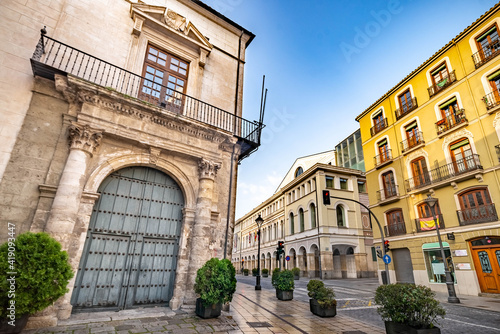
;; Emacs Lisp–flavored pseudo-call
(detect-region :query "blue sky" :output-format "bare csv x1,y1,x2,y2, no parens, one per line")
202,0,499,218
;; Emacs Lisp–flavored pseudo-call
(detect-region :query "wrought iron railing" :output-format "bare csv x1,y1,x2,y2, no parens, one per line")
496,144,500,163
384,222,406,237
472,39,500,68
400,131,424,153
483,91,500,110
376,185,399,202
427,70,456,97
435,109,467,135
405,154,482,192
374,149,393,167
395,97,418,120
370,118,388,136
457,203,498,225
414,214,445,233
30,32,263,148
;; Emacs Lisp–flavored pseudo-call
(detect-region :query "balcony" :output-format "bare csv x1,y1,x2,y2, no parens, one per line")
374,149,393,169
496,144,500,163
395,97,418,120
457,204,498,226
472,39,500,69
428,70,457,98
376,185,400,205
384,222,406,237
30,32,263,161
400,131,424,154
370,118,388,136
435,109,468,137
414,214,445,233
482,91,500,113
405,154,483,193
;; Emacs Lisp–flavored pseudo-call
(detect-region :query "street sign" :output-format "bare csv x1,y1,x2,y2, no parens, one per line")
285,256,290,261
383,254,391,264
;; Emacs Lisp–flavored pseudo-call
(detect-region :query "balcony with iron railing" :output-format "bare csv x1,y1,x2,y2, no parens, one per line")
405,154,483,193
376,185,400,205
483,91,500,112
414,214,445,233
435,109,467,136
384,221,406,237
496,144,500,163
457,203,498,226
400,131,424,154
395,97,418,120
29,30,264,161
370,118,388,136
428,70,457,98
472,39,500,68
374,149,393,169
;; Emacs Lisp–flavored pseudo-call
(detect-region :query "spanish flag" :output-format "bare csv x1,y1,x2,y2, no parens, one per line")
419,217,438,231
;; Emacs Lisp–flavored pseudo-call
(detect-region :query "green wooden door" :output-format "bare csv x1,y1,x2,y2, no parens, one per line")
71,167,184,311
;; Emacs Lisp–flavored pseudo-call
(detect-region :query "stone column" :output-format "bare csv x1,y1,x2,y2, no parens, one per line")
307,253,316,278
44,123,102,248
183,158,220,304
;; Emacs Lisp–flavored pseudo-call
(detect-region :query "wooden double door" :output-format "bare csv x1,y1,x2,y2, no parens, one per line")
71,167,185,310
471,237,500,294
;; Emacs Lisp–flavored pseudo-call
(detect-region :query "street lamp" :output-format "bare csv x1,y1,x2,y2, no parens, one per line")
255,214,264,291
425,194,460,303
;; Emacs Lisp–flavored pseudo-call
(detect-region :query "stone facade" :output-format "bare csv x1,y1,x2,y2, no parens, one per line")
0,0,258,329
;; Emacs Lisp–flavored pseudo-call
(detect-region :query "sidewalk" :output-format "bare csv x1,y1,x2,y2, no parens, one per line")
434,290,500,312
24,282,384,334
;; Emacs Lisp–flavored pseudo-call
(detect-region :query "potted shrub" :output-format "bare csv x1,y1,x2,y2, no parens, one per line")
0,232,73,334
272,269,294,301
243,268,249,276
252,268,258,276
291,267,300,280
271,268,281,297
194,258,236,319
375,284,445,334
307,280,336,317
262,268,269,277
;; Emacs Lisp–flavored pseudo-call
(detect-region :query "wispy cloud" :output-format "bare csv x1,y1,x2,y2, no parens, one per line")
236,171,281,218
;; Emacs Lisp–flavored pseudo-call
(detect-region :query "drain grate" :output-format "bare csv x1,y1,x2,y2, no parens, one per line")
342,331,367,334
247,322,271,328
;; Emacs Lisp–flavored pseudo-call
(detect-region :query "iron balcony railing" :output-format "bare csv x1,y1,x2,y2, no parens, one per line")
400,131,424,153
427,70,456,97
30,32,263,152
374,149,393,167
457,203,498,226
435,109,467,135
370,118,388,136
376,185,399,202
384,222,406,237
405,154,483,192
496,144,500,163
472,39,500,68
483,91,500,110
395,97,418,120
414,214,445,233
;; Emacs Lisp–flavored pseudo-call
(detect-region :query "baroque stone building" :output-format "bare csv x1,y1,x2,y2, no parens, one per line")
0,0,261,328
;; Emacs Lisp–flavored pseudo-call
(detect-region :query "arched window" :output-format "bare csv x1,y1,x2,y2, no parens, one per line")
386,209,404,236
346,247,354,255
382,170,397,198
290,213,295,235
458,187,495,224
411,157,430,188
336,205,345,227
299,208,304,232
295,167,303,178
310,203,316,228
449,138,474,173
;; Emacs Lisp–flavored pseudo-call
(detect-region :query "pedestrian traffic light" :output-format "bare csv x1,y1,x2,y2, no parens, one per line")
322,190,331,205
384,240,390,253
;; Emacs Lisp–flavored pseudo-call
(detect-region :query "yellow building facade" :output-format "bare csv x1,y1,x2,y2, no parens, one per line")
356,4,500,296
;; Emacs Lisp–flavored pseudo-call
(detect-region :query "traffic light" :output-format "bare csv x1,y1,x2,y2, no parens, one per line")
384,240,390,253
322,190,331,205
376,250,382,259
277,240,284,255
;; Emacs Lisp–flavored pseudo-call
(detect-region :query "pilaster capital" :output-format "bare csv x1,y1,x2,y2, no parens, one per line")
68,123,103,157
198,158,221,180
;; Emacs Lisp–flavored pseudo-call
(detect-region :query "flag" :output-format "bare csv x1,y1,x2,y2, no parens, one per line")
420,217,438,231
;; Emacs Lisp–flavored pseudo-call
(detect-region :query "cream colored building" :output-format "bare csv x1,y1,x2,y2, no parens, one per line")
233,151,377,279
0,0,261,328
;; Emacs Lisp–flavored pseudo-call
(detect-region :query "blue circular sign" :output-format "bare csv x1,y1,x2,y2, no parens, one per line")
383,254,391,264
285,256,290,261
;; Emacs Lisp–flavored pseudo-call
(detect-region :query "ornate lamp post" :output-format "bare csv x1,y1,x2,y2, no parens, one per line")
255,214,264,290
425,194,460,303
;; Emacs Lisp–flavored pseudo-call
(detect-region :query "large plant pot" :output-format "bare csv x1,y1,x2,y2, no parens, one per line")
243,271,248,276
309,299,336,318
262,273,268,278
384,321,441,334
276,289,293,301
195,298,222,319
0,315,29,334
293,274,299,280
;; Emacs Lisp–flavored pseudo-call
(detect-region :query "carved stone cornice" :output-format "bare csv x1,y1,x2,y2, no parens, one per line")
198,158,221,180
68,123,103,157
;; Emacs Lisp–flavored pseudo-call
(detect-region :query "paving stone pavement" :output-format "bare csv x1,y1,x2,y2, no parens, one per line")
23,282,384,334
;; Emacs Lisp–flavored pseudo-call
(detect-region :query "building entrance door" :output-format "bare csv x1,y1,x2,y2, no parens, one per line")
71,167,184,311
471,237,500,294
393,248,415,284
